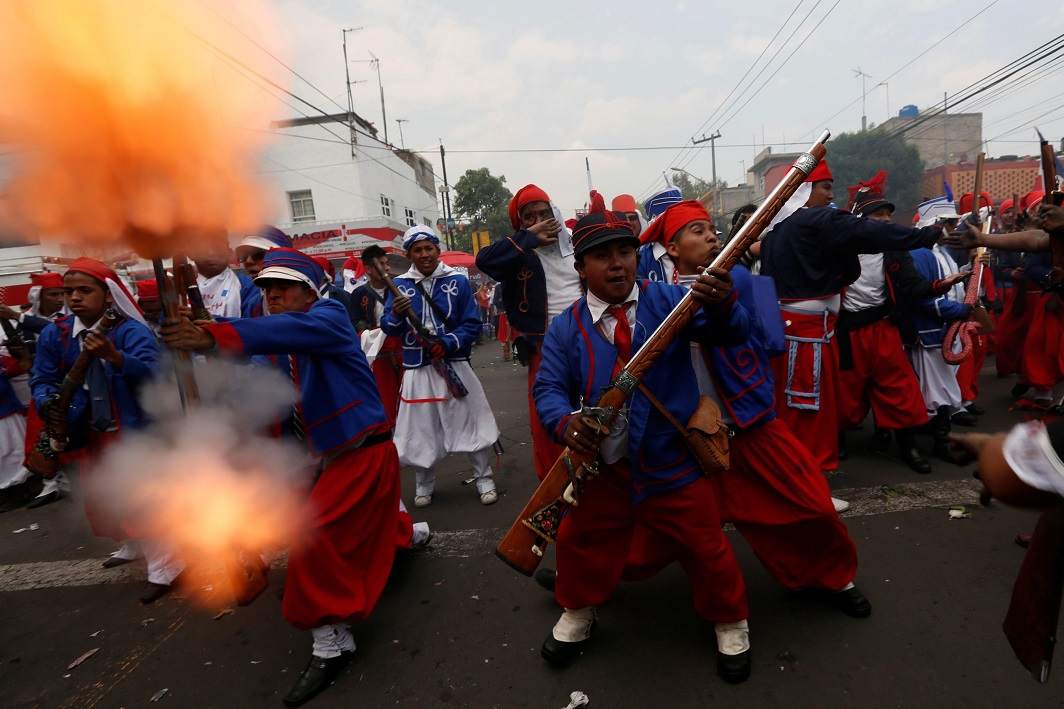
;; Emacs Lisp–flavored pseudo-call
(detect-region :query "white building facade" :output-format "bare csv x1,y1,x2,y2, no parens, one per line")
261,112,441,258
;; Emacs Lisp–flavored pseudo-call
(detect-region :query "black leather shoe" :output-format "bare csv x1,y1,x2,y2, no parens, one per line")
534,568,556,593
951,411,978,427
900,446,932,474
139,581,174,604
1010,383,1031,400
833,586,872,618
103,556,134,569
283,652,353,707
717,650,751,684
541,625,594,668
966,404,986,416
837,432,848,461
25,489,62,509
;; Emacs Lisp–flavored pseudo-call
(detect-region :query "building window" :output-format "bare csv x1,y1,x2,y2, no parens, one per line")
287,190,315,223
404,208,416,227
423,217,432,227
380,194,393,217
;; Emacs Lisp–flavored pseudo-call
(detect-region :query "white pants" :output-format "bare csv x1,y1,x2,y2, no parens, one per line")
908,345,963,413
110,539,185,586
311,624,356,659
412,447,495,497
0,414,30,490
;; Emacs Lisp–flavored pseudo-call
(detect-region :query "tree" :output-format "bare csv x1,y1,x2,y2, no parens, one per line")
452,167,514,249
669,171,713,201
826,130,925,222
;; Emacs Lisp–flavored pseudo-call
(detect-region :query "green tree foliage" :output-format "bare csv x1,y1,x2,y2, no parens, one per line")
452,168,514,248
827,130,925,221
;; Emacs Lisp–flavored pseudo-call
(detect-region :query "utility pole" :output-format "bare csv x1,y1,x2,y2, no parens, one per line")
943,91,949,168
853,67,872,131
341,27,363,157
692,130,722,214
369,53,387,145
439,142,454,250
877,80,890,120
395,118,409,149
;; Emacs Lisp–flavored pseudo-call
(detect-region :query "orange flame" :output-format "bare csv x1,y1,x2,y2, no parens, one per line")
0,0,280,256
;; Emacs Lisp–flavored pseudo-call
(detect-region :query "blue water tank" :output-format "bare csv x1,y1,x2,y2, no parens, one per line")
899,104,919,118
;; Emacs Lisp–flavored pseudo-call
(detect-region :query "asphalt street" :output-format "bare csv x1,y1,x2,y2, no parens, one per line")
1,342,1062,709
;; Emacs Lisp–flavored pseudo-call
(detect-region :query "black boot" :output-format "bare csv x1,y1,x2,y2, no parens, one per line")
871,427,892,453
896,428,931,474
838,431,848,461
283,652,353,707
534,568,556,592
932,407,975,466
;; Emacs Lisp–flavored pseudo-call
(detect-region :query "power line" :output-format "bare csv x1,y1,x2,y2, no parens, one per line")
800,0,1002,138
879,34,1064,142
634,0,810,201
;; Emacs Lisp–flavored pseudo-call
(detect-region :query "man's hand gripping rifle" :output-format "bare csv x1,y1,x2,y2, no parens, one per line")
495,131,833,576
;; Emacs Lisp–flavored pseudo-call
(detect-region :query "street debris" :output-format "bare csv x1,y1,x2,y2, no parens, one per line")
562,691,590,709
141,618,156,627
67,648,99,670
89,630,103,638
212,609,234,620
150,688,169,702
948,506,970,520
250,660,262,665
12,523,39,534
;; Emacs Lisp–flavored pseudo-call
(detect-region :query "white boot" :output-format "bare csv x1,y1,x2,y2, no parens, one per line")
715,619,751,684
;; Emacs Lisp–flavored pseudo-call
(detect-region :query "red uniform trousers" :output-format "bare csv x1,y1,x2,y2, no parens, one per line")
554,463,748,624
68,430,123,540
1021,292,1064,390
956,333,988,403
622,420,857,592
528,349,565,481
993,286,1030,377
371,337,403,426
22,404,43,458
283,440,401,630
836,318,928,430
771,308,840,473
717,419,858,590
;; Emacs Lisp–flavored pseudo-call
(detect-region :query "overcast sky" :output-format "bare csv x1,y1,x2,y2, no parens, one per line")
236,0,1064,215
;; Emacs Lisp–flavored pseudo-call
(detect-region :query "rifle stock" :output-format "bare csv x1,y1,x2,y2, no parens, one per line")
495,130,832,575
25,309,118,478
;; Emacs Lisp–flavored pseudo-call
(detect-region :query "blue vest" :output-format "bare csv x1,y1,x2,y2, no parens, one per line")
380,269,481,369
899,248,971,347
30,315,159,438
636,243,669,283
533,280,750,502
208,298,389,456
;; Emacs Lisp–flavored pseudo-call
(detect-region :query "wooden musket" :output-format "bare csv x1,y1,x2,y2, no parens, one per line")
25,309,118,478
943,152,991,364
495,130,832,575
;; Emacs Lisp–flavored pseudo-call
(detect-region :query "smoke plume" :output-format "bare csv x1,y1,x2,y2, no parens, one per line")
0,0,280,255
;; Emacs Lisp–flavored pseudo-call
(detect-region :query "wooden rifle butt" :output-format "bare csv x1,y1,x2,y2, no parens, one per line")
495,447,582,575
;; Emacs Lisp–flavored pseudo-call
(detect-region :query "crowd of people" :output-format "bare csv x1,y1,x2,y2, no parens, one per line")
0,158,1062,705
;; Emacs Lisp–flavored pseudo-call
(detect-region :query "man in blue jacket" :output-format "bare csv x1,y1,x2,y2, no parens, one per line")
383,226,500,507
533,208,754,683
163,247,408,707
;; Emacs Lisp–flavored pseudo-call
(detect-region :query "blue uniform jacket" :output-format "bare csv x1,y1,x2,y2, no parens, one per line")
238,272,264,319
533,280,750,503
208,298,389,456
702,267,779,429
632,258,780,429
760,207,941,299
475,229,551,336
899,248,972,347
380,267,481,369
636,243,668,282
0,357,25,419
30,315,159,434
